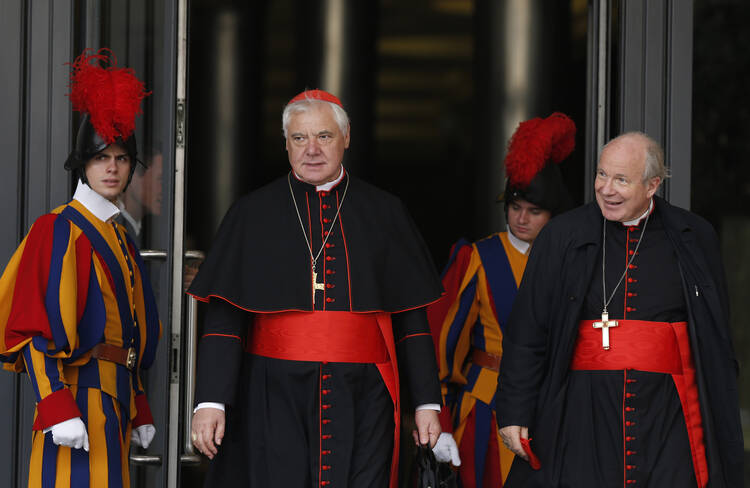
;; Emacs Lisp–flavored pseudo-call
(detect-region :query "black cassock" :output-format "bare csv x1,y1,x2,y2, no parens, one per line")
188,172,443,487
496,198,743,488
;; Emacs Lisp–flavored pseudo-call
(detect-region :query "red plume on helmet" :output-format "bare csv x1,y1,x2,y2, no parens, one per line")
504,112,576,188
67,48,150,144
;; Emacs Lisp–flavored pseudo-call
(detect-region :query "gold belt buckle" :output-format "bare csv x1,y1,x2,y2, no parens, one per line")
127,347,137,370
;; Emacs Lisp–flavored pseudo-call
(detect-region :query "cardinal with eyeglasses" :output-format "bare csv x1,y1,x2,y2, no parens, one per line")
496,132,743,487
188,89,457,487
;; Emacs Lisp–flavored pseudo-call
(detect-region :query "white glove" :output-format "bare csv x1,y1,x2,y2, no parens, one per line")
432,432,461,466
131,424,156,449
50,417,89,451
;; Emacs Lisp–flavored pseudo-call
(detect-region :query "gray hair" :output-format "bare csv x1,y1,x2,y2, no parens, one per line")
603,131,669,181
282,99,350,139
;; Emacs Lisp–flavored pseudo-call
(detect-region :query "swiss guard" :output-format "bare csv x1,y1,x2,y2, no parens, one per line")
0,48,161,488
427,113,576,487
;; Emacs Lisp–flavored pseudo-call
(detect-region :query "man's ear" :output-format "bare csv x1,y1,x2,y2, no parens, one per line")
646,176,662,198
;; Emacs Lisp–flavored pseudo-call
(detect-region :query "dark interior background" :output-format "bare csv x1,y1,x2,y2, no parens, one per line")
186,0,588,271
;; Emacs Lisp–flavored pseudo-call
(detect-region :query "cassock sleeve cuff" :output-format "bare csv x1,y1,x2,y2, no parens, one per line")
133,393,155,428
33,388,82,431
194,402,225,413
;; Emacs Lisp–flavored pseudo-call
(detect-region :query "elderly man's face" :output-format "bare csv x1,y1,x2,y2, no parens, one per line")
595,137,661,222
84,143,132,202
285,104,350,185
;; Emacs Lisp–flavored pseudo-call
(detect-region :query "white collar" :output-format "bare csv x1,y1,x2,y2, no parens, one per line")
293,166,345,192
117,201,141,235
72,180,121,222
622,199,653,226
506,225,530,255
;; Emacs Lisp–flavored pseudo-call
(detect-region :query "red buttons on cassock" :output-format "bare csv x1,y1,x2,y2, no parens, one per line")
322,404,332,410
322,419,331,424
625,407,635,412
628,264,637,269
627,292,637,297
626,436,636,441
323,218,330,223
322,465,331,471
626,306,637,312
325,256,336,261
324,231,329,237
325,243,334,248
322,389,331,395
322,450,332,455
626,379,637,383
322,204,329,209
326,269,335,275
321,480,330,486
626,393,636,398
627,465,635,470
326,297,335,303
322,434,332,440
326,283,335,289
322,374,332,380
628,250,635,255
627,480,636,484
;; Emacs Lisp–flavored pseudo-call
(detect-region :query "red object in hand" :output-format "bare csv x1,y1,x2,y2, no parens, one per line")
520,438,541,470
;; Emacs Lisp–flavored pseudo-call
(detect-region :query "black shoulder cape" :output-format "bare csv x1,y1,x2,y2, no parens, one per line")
188,173,443,312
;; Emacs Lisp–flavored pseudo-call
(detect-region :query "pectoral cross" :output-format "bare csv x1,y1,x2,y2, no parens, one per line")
593,311,618,350
312,267,325,304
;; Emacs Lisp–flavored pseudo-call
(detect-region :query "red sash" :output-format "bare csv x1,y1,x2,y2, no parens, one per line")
250,311,387,363
249,311,401,488
571,320,708,487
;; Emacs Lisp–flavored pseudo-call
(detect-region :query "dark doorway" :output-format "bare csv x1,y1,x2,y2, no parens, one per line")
186,0,587,269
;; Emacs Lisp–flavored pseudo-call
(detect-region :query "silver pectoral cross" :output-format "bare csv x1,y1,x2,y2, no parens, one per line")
593,311,618,350
312,268,325,304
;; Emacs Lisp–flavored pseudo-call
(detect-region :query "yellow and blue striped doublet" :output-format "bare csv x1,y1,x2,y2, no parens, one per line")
0,199,161,488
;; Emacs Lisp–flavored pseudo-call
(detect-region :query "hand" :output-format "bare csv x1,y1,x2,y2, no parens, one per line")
498,425,529,461
412,409,441,448
183,260,202,292
191,407,225,459
131,424,156,449
50,417,89,451
432,432,461,466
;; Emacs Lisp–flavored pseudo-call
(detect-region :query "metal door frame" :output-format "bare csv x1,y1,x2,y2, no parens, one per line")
585,0,694,206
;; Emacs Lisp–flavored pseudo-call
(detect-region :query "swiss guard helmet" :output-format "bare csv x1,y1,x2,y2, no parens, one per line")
501,112,576,216
63,49,150,189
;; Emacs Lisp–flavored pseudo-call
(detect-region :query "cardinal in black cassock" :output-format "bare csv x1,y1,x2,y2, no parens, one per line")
188,89,449,488
496,132,743,487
